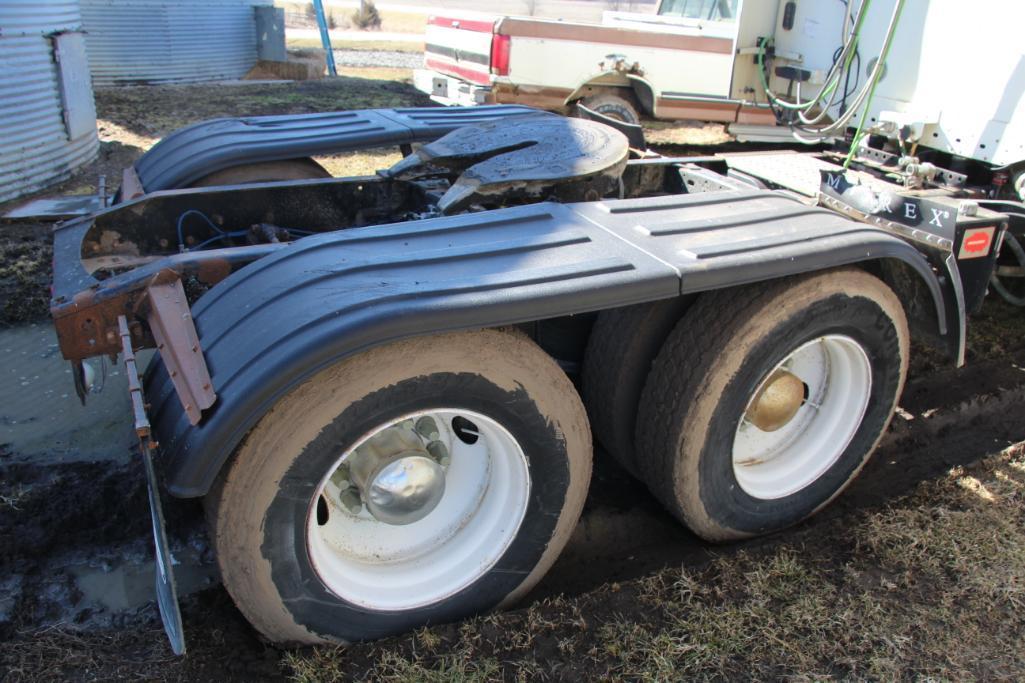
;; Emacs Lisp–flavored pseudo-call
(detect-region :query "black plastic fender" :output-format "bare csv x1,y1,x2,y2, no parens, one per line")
134,105,539,192
147,190,951,497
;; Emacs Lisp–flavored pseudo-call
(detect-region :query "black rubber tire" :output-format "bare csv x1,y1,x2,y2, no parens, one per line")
581,296,694,476
991,231,1025,306
580,93,641,125
188,158,331,187
205,328,591,644
635,269,909,541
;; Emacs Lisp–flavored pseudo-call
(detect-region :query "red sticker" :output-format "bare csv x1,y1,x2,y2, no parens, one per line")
958,227,995,259
965,232,990,252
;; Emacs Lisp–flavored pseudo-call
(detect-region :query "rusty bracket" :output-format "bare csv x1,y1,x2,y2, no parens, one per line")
144,278,216,425
121,165,145,201
119,315,151,439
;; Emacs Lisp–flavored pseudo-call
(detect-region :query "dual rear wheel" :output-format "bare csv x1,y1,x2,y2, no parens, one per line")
206,269,908,643
629,269,908,540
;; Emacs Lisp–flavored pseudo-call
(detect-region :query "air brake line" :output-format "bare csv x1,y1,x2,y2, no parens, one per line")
842,0,906,168
757,0,906,154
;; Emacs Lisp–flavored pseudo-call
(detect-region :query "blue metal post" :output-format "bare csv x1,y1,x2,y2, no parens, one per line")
312,0,337,76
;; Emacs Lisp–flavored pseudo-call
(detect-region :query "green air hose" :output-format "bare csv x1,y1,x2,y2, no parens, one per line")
843,0,906,168
758,0,871,114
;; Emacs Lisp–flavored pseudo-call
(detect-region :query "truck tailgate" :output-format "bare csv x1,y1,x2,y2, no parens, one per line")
424,15,496,85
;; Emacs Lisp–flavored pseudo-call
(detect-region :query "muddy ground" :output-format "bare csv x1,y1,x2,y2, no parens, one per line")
2,73,1025,680
1,338,1023,680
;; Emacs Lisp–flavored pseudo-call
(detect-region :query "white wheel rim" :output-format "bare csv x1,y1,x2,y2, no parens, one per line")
307,409,530,611
732,335,872,500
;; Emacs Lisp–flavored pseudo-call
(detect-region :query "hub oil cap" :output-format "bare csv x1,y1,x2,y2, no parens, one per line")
745,369,806,432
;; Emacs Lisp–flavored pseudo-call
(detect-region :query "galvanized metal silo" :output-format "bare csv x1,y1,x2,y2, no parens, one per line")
0,1,99,203
81,0,273,86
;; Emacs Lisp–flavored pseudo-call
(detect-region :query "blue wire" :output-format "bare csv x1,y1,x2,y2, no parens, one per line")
176,209,226,251
176,208,317,251
191,230,250,251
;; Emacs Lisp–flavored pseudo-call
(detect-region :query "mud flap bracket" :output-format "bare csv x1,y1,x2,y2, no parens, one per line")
119,315,187,656
145,278,216,425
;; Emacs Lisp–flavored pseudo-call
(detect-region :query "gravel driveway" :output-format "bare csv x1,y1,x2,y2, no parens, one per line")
334,48,423,69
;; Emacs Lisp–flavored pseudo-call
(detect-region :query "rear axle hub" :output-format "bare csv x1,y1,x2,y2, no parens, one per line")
347,424,446,525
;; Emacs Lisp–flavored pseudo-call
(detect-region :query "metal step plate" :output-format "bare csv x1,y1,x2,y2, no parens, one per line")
721,152,846,197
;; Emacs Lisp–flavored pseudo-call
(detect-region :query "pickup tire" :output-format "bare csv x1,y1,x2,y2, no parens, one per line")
581,296,694,476
188,158,331,187
635,269,909,541
580,93,641,125
205,328,591,644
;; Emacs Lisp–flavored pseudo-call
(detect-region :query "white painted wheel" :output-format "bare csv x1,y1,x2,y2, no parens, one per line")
732,335,872,500
636,269,909,541
308,409,531,611
206,328,591,644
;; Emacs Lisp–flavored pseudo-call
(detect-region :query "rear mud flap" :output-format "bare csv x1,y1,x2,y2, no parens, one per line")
119,315,186,655
142,438,186,655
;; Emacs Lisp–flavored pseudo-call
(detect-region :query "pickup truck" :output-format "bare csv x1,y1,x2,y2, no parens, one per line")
413,0,778,126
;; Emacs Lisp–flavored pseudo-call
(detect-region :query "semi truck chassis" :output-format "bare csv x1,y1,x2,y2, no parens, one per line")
49,107,1012,652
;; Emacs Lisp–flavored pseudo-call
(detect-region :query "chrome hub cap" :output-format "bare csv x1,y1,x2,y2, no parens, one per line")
362,456,445,525
343,421,447,525
308,409,531,610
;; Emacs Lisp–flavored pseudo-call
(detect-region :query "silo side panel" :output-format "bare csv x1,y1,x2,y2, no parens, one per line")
0,1,99,203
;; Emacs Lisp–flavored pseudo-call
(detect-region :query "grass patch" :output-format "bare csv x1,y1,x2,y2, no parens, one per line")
336,66,416,83
645,119,732,147
94,75,427,139
285,443,1025,680
375,9,428,34
313,149,404,177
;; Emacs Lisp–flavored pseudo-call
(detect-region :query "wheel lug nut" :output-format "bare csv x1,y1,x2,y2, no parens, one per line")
330,464,351,490
427,440,450,466
339,487,363,514
415,416,440,441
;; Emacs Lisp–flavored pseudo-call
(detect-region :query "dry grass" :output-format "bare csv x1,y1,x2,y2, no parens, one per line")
314,148,404,177
93,72,424,140
285,442,1025,681
644,119,732,147
375,9,429,35
335,65,416,82
277,2,427,34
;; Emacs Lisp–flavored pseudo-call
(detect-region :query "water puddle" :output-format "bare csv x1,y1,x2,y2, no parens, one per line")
0,323,153,464
2,537,218,634
69,539,218,617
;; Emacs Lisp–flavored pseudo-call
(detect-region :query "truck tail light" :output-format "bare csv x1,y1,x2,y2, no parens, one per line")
491,34,511,76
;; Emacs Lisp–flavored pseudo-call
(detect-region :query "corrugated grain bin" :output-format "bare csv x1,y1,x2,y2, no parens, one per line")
81,0,273,86
0,1,100,203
